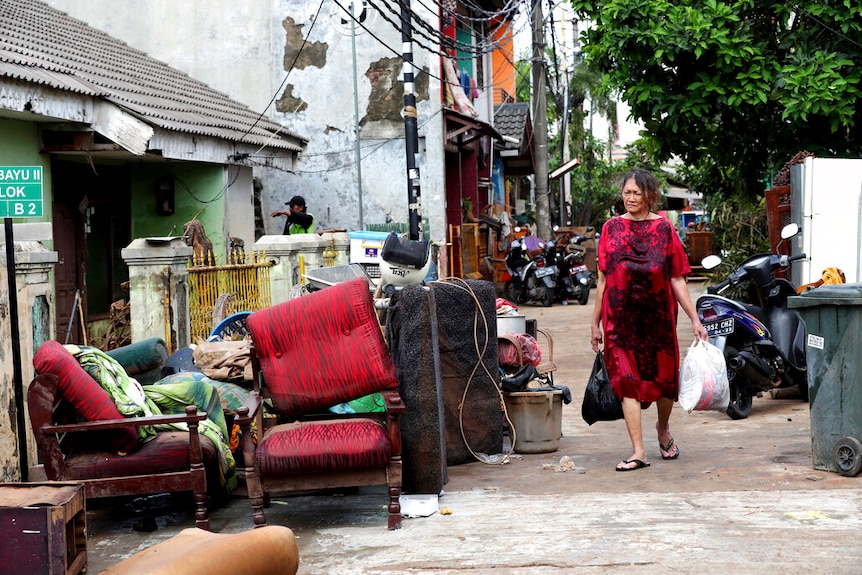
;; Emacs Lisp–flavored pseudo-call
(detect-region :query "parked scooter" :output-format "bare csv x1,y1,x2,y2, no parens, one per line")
503,235,558,307
555,233,593,305
697,223,808,419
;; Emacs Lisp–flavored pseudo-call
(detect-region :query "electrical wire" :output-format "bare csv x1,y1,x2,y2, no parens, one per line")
228,0,534,169
234,0,327,149
787,2,862,50
248,107,446,174
175,168,241,205
235,0,536,176
333,0,525,94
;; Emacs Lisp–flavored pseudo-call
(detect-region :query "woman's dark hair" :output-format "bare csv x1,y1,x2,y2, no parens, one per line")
620,168,660,211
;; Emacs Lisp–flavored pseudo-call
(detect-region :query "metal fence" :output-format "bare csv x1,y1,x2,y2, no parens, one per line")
187,250,272,342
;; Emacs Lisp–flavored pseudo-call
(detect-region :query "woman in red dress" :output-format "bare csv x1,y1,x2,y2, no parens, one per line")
590,168,707,471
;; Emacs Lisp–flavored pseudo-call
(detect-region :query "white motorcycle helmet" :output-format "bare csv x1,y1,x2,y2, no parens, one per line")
379,232,432,288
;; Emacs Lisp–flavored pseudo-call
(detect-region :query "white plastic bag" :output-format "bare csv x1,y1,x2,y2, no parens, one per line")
679,339,730,413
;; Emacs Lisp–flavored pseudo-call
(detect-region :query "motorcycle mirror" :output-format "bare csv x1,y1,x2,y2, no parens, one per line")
701,254,722,270
780,222,799,240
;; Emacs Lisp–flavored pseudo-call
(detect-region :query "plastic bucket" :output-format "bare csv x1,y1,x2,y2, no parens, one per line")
503,389,563,453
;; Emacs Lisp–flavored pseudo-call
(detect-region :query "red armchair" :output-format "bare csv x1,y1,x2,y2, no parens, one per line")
238,277,405,530
28,340,216,530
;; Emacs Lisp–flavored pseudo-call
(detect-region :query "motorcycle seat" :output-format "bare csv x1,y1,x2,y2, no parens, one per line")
742,302,767,324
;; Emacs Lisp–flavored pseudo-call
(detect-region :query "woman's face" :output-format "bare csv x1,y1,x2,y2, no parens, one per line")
621,177,648,217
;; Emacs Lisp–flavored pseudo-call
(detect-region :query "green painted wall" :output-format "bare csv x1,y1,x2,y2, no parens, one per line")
0,118,53,230
130,163,227,258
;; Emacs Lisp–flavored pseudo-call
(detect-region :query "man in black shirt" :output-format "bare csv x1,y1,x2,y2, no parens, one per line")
271,195,315,235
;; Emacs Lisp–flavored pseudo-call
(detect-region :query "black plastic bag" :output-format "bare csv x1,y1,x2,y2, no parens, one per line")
501,364,540,392
581,351,623,425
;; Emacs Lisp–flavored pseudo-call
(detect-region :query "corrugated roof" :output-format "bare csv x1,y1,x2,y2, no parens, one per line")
0,0,306,154
493,102,529,149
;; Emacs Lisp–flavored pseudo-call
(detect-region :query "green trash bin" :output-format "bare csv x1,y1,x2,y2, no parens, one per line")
788,284,862,476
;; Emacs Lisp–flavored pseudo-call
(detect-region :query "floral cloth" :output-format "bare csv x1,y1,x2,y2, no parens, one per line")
66,345,237,492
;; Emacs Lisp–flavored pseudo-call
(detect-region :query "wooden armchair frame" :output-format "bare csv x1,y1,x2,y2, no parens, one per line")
27,373,212,530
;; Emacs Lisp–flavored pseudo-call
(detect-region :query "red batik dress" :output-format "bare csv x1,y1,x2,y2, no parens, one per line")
597,217,691,403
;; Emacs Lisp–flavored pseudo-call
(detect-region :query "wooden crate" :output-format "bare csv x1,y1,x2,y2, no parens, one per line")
0,482,87,575
686,231,716,267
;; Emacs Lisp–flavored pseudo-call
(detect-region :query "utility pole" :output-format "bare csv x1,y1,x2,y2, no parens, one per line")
532,0,551,240
560,65,571,227
400,0,422,241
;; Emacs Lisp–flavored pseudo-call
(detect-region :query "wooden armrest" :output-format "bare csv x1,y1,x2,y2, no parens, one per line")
235,391,262,424
43,406,207,434
381,390,405,415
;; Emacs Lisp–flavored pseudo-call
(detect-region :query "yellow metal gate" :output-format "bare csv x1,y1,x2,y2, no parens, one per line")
187,251,272,342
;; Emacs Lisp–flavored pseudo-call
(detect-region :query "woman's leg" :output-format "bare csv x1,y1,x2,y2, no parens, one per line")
656,397,679,458
617,396,647,470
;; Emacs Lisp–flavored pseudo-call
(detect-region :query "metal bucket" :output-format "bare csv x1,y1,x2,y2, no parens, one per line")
503,389,563,454
497,314,526,335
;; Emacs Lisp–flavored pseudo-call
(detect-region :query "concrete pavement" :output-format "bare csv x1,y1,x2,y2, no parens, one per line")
85,283,862,574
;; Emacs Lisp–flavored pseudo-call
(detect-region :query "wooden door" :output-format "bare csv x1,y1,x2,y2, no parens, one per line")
52,201,85,344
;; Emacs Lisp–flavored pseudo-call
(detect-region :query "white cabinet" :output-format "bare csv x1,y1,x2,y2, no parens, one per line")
790,157,862,285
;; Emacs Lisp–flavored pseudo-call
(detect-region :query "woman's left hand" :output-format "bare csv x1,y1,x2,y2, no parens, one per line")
692,318,708,342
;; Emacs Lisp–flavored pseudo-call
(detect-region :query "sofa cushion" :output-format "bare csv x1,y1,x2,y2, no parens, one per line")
246,277,399,418
256,419,390,475
33,340,139,453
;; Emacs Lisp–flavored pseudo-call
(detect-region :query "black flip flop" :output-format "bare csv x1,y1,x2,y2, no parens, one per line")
659,437,680,460
615,459,650,472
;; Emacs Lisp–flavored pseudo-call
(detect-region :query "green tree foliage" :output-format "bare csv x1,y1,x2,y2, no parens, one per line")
569,0,862,200
568,137,669,229
515,57,532,106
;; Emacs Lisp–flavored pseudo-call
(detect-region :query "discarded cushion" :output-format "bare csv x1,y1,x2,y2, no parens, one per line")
33,340,139,453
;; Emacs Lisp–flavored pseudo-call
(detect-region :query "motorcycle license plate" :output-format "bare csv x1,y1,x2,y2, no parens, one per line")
535,267,555,278
703,318,734,336
570,265,588,275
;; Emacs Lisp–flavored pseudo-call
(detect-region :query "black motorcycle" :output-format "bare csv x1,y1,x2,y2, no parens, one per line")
555,233,593,305
697,223,808,419
503,236,558,307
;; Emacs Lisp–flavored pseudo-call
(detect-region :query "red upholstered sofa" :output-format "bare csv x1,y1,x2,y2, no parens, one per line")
28,339,216,530
237,277,405,530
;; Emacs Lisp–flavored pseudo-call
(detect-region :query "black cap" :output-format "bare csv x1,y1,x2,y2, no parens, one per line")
286,195,306,207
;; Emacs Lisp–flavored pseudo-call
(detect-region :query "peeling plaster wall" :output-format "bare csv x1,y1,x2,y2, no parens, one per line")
264,0,443,241
0,243,57,482
45,0,447,246
0,270,17,481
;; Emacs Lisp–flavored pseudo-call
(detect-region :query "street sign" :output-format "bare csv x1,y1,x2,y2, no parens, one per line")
0,166,44,218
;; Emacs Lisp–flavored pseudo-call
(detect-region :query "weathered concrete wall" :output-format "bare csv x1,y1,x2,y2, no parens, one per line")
121,234,352,349
0,240,58,481
261,0,444,242
45,0,447,245
121,238,193,351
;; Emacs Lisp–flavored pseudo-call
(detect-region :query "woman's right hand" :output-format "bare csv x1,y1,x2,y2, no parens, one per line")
590,324,603,352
